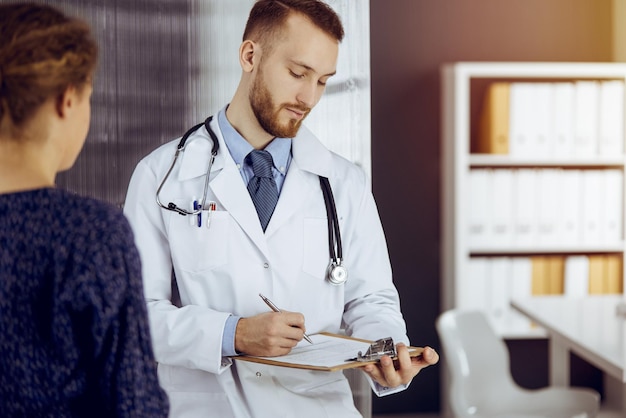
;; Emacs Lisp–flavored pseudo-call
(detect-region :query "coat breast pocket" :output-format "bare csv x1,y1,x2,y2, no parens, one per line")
168,208,231,273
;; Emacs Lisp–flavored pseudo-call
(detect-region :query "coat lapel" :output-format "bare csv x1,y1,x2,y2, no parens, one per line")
264,159,318,237
211,165,269,255
264,126,334,238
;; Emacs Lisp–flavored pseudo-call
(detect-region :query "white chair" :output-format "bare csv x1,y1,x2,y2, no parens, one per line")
436,309,600,418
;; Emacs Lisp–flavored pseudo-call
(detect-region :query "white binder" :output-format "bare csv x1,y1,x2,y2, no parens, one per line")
564,255,590,297
509,83,535,157
558,169,582,245
581,170,603,245
490,169,514,247
573,81,600,157
512,169,538,248
551,82,575,157
601,169,623,244
536,169,560,246
468,169,491,248
598,80,625,156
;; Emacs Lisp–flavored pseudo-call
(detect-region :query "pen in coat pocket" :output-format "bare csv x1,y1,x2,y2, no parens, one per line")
193,200,201,227
205,201,216,228
258,293,314,344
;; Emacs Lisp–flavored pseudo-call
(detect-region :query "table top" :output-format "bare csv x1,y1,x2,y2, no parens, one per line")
511,295,626,382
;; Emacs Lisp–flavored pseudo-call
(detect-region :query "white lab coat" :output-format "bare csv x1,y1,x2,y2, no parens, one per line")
124,117,409,418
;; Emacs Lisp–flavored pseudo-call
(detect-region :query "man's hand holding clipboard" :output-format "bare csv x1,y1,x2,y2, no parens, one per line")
360,342,439,389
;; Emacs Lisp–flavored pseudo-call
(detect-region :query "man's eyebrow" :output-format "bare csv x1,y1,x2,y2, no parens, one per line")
290,60,336,77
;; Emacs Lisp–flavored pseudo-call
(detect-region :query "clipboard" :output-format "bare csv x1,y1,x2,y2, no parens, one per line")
232,332,424,372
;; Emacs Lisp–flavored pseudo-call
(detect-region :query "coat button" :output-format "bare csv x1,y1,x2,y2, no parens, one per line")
263,263,269,269
256,372,262,377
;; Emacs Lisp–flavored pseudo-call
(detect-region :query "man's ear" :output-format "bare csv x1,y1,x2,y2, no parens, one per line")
55,86,77,118
239,40,258,73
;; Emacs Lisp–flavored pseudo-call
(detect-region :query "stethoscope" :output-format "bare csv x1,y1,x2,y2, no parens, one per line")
156,116,348,285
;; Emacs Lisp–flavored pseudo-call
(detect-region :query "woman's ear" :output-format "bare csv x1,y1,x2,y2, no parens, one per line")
55,86,77,118
239,40,258,73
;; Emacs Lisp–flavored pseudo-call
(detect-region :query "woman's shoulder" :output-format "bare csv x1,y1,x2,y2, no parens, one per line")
48,188,124,220
30,188,132,241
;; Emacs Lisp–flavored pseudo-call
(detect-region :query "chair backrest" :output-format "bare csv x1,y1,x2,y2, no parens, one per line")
436,309,518,416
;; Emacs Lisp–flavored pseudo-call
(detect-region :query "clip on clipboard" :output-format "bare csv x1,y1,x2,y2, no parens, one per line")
351,337,397,362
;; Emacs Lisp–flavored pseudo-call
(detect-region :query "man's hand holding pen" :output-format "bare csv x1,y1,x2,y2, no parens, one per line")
234,311,309,357
258,293,313,344
361,343,440,388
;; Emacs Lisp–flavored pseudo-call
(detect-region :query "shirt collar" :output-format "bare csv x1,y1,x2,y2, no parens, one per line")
217,106,291,173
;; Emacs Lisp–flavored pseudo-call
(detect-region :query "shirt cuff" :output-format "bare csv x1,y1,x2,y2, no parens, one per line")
367,374,410,397
221,315,241,357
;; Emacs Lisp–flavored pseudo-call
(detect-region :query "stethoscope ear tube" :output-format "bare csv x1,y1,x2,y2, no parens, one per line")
320,176,347,285
156,116,218,215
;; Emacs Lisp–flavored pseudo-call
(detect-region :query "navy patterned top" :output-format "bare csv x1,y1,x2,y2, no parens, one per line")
0,188,169,417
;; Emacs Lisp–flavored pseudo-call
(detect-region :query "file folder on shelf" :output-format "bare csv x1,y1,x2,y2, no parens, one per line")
477,82,510,154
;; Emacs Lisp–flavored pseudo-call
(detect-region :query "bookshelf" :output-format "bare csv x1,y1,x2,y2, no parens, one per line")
441,62,626,339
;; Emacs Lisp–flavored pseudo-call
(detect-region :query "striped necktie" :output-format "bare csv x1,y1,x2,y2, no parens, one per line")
246,149,279,232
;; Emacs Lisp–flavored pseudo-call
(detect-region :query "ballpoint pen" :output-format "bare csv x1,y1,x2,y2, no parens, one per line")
193,200,201,227
205,201,216,228
258,293,314,344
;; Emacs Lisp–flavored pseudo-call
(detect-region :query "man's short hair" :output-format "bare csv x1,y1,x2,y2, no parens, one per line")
243,0,344,53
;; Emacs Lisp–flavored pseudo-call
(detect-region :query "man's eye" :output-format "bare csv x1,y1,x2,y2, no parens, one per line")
290,70,304,79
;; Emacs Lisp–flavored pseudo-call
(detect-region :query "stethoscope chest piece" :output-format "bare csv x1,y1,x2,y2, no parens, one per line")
327,262,348,285
319,176,347,285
